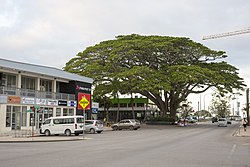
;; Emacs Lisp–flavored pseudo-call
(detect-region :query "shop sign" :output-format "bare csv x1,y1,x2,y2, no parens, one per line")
92,102,99,109
76,85,91,92
36,98,47,105
58,100,67,106
92,108,98,114
47,99,58,106
8,96,21,104
68,100,77,107
21,97,35,104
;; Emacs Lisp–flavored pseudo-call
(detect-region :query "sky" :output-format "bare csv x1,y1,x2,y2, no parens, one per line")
0,0,249,113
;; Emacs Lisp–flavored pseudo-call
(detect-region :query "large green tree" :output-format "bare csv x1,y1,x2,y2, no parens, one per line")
64,34,245,119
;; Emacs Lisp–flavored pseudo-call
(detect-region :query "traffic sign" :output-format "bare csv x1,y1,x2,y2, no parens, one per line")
78,93,91,110
79,96,90,109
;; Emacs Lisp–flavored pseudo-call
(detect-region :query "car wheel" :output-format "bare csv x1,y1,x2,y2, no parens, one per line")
129,126,134,130
75,133,80,136
45,130,50,136
112,126,118,131
97,131,102,134
65,129,71,136
90,128,95,134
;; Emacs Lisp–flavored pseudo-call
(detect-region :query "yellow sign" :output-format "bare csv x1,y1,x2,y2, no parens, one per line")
79,97,90,109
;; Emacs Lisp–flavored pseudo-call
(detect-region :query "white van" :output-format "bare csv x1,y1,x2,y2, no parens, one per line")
40,116,85,136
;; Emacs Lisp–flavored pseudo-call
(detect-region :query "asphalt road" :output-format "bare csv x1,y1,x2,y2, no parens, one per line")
1,122,250,167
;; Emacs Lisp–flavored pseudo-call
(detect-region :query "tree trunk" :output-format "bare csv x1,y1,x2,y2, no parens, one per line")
169,99,179,119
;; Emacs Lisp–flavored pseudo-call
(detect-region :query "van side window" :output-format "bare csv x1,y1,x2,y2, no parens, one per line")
53,119,60,124
44,119,51,125
67,118,74,124
77,118,84,123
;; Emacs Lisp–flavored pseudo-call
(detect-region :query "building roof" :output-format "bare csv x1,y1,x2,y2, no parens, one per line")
0,58,93,83
112,97,148,104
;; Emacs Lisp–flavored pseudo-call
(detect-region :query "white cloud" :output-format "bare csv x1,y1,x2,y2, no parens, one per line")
0,0,249,84
0,0,18,28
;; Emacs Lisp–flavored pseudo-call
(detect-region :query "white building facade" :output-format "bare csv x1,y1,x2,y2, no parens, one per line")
0,58,93,133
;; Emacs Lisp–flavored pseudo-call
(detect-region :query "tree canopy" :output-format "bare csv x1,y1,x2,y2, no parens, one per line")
64,34,245,119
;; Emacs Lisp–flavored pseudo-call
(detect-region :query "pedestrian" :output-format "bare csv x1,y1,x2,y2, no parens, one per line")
242,118,248,132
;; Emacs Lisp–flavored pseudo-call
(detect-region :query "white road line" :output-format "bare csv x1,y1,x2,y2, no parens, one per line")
223,144,237,167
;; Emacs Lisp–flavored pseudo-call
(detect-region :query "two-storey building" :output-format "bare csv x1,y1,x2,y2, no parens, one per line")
0,58,93,133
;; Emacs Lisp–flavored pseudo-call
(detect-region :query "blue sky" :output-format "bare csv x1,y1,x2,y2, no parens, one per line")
0,0,249,112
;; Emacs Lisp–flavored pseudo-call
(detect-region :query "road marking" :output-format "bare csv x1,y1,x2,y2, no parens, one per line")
222,144,237,167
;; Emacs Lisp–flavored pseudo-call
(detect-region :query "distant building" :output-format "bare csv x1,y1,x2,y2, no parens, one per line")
98,97,158,122
0,58,93,132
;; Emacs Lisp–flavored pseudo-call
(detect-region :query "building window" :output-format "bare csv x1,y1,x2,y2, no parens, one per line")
43,108,53,120
63,108,74,116
6,74,16,88
40,79,52,92
12,106,21,130
21,76,35,90
56,108,61,116
6,106,22,130
120,103,127,107
69,109,74,116
6,106,11,127
22,106,27,126
63,108,68,116
128,103,135,107
137,103,145,107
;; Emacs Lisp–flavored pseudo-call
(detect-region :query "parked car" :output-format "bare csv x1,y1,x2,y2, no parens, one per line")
85,120,104,134
218,118,227,127
111,119,140,130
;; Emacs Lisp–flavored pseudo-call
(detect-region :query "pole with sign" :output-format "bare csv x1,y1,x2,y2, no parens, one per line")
78,95,90,138
27,106,35,137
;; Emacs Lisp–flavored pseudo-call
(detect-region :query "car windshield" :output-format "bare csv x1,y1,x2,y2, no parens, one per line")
76,117,84,123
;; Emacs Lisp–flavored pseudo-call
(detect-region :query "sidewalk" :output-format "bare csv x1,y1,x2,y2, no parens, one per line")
234,126,250,137
0,126,112,143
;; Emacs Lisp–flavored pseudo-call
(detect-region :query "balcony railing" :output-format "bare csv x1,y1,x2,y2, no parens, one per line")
0,86,75,100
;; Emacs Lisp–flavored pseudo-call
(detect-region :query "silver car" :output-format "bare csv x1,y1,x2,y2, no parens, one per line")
111,119,140,131
218,118,227,127
85,120,104,134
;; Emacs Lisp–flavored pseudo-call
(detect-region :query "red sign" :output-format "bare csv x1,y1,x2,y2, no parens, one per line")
78,93,91,110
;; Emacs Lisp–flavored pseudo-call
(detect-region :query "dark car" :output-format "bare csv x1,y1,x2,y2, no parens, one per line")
212,117,218,123
111,119,140,131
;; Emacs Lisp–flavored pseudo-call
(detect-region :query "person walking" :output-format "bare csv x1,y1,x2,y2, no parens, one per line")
242,118,248,132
